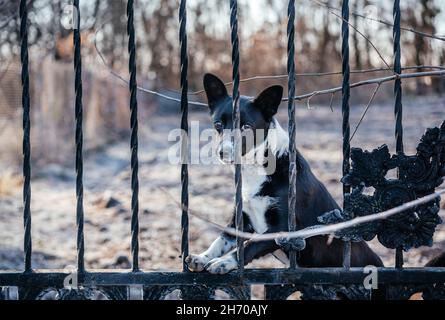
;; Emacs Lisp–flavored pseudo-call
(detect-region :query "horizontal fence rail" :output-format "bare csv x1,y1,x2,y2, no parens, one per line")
2,268,445,287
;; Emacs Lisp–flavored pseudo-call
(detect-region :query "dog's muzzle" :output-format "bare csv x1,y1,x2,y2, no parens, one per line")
217,140,234,164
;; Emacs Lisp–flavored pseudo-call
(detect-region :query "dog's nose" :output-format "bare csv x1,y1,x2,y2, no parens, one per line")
219,150,224,159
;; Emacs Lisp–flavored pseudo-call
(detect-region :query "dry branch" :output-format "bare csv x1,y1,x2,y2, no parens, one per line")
290,70,445,102
162,187,445,243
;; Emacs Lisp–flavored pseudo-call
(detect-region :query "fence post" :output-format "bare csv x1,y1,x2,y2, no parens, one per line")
73,0,85,273
393,0,404,269
126,0,140,272
287,0,298,269
229,0,244,272
19,0,32,274
341,0,352,269
179,0,190,272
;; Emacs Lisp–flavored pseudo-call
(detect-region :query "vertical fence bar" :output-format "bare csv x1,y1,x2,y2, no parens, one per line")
73,0,85,273
341,0,352,269
230,0,244,272
127,0,140,272
393,0,404,269
179,0,190,272
19,0,32,273
287,0,298,270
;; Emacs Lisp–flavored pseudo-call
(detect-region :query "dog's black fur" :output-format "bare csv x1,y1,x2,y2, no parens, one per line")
185,74,383,275
222,150,384,268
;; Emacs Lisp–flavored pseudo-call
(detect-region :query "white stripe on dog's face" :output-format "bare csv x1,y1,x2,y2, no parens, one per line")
217,131,234,164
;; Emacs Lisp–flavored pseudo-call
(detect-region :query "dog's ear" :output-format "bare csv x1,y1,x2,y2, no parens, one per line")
254,85,283,120
203,73,228,107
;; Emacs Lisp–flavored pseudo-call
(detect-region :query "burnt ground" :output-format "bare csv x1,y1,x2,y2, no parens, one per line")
1,95,445,273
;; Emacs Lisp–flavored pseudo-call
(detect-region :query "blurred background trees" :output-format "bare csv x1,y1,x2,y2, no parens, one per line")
0,0,444,165
1,0,443,92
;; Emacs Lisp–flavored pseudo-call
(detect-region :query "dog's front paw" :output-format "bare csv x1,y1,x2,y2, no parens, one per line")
185,254,210,272
206,255,238,274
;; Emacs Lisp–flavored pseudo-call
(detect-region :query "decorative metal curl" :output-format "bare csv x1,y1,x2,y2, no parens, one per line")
300,284,371,300
264,284,370,300
143,285,249,300
275,237,306,252
423,283,445,300
29,287,126,300
319,122,445,250
318,187,380,242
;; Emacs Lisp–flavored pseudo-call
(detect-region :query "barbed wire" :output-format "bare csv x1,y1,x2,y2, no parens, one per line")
161,187,445,243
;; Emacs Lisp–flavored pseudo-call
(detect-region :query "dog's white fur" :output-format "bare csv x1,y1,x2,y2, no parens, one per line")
186,236,236,272
267,118,289,158
241,118,288,234
187,118,290,273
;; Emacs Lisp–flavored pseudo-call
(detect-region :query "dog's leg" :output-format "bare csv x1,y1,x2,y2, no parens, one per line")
185,212,253,272
185,234,236,272
206,240,279,274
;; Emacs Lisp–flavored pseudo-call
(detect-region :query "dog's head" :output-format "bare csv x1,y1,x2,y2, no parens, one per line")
203,73,283,164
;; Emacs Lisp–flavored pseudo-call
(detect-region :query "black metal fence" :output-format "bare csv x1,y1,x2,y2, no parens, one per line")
1,0,445,300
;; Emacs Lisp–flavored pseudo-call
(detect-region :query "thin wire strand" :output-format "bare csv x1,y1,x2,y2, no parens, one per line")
321,0,392,71
161,187,445,243
0,0,33,30
189,65,445,96
93,23,207,107
308,0,445,42
290,70,445,102
19,0,32,273
93,20,445,106
349,83,381,142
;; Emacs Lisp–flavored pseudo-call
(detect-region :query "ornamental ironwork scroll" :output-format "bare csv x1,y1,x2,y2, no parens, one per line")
319,121,445,251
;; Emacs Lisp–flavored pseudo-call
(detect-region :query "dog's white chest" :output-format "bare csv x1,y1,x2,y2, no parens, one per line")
241,165,275,234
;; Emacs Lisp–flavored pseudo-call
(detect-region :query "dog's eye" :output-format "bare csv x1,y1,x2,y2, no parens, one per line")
241,124,253,131
214,122,223,133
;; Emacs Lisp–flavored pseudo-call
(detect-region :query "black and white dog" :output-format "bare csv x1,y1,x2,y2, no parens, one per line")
185,74,383,274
